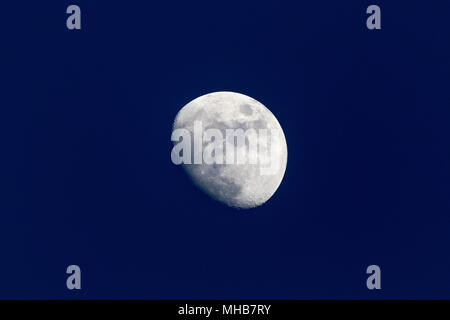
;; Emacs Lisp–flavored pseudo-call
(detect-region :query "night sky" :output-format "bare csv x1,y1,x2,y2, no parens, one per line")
2,1,450,298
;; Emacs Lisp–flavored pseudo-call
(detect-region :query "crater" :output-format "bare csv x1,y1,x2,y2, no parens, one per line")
240,104,253,115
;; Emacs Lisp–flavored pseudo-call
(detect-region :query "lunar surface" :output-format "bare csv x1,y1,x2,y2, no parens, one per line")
172,91,287,209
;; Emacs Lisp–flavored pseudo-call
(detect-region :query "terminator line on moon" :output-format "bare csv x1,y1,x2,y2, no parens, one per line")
172,91,288,209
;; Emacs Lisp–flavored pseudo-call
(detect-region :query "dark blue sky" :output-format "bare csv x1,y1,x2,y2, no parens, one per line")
2,1,450,299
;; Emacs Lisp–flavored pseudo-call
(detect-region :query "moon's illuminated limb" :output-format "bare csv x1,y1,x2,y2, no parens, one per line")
172,91,288,209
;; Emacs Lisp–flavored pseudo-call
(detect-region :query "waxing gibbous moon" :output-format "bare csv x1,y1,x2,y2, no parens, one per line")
172,91,288,209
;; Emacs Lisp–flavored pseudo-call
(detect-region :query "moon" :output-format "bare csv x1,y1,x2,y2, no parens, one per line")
172,91,287,209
